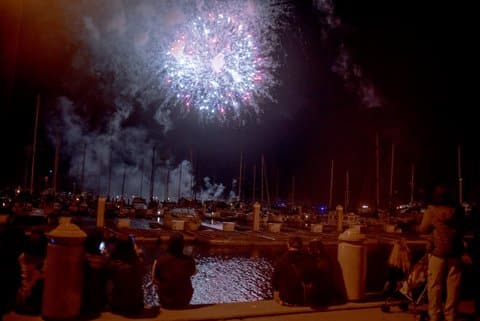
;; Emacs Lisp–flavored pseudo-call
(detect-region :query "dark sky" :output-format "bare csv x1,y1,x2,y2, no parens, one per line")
0,0,472,206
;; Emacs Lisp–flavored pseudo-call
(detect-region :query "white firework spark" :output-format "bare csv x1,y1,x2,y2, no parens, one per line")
159,0,291,122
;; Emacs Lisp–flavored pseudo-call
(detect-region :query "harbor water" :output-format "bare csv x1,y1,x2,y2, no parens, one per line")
142,244,281,305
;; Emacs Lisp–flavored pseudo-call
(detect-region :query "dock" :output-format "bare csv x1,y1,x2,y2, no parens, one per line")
109,220,430,249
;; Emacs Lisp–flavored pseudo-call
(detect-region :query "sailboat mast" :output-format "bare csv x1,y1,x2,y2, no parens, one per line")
345,170,349,210
457,144,463,205
149,146,155,201
178,162,182,201
252,165,256,202
80,142,87,193
52,134,60,194
263,157,271,207
261,155,264,205
139,158,144,198
328,160,334,209
121,165,126,198
238,152,243,202
291,175,295,205
190,148,194,199
107,146,112,199
410,163,415,204
375,132,380,210
30,95,40,194
389,143,395,207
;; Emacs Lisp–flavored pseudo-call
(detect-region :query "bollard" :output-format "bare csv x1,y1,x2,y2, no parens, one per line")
337,228,367,301
252,202,260,232
311,223,323,233
117,218,131,229
223,222,235,231
42,217,87,320
267,222,281,233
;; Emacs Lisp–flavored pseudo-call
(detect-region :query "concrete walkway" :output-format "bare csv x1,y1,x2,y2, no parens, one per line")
3,300,476,321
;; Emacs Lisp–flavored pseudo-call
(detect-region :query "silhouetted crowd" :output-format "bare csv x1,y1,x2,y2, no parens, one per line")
0,227,196,320
1,184,479,321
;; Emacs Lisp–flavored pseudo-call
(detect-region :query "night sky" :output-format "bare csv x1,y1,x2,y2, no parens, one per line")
0,0,472,207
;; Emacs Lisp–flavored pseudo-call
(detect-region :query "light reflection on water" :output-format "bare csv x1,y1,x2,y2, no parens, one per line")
142,245,280,306
191,255,274,304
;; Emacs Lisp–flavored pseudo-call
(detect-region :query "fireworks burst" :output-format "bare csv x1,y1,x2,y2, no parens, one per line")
160,1,290,122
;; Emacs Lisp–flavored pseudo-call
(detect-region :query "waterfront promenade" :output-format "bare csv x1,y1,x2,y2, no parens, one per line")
2,217,477,320
4,299,476,321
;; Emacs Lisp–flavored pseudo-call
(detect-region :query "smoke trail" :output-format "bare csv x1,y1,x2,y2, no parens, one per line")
198,177,226,202
314,0,382,108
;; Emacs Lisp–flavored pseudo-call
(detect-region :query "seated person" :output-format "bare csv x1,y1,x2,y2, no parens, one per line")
15,229,47,315
107,235,145,316
82,229,108,316
272,236,316,306
152,232,196,309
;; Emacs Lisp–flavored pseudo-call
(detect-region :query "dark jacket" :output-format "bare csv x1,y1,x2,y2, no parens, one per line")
108,258,145,315
153,252,196,309
272,250,316,306
82,253,108,315
309,252,341,306
419,205,464,257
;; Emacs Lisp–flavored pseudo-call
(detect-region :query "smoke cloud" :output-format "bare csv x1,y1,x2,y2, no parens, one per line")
47,1,250,201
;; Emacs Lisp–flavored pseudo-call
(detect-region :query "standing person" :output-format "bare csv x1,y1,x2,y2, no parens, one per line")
418,184,465,321
152,232,196,309
272,236,316,306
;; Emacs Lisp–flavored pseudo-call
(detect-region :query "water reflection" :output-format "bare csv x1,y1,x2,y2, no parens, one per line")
142,245,279,306
192,255,274,304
